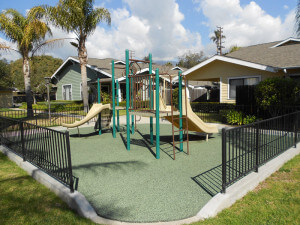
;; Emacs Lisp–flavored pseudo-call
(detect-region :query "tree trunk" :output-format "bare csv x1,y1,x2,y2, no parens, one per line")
78,42,89,112
33,94,37,105
23,56,34,117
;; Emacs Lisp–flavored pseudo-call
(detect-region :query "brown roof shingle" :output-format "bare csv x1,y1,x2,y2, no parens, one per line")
225,39,300,68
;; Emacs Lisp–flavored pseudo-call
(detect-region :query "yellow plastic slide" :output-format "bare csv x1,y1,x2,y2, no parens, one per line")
62,103,111,128
160,91,218,134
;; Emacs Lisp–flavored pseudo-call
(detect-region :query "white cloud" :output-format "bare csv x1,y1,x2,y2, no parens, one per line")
283,5,289,10
194,0,295,55
85,0,203,61
1,0,204,62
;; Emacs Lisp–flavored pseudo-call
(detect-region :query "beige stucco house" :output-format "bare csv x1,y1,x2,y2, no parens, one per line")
183,38,300,103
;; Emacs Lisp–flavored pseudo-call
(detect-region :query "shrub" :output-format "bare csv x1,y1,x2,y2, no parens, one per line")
255,77,300,117
172,88,179,105
225,110,243,125
223,110,257,125
243,115,257,125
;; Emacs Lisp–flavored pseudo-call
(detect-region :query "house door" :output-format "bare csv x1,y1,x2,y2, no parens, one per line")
63,85,72,100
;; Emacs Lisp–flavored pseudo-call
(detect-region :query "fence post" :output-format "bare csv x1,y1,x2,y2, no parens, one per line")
221,128,227,193
34,109,37,126
65,131,74,193
294,113,298,148
255,123,259,172
20,122,26,161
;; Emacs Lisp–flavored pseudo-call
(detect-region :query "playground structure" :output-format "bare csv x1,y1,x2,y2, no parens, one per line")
62,49,218,159
122,50,195,159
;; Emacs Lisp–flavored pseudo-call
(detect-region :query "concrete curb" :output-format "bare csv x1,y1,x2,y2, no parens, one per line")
1,144,299,225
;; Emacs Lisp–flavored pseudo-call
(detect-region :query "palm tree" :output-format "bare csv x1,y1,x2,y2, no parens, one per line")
229,45,241,53
0,9,53,117
210,29,226,55
42,0,111,111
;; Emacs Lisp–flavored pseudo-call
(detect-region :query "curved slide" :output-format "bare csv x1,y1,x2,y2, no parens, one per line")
62,103,111,128
158,92,218,134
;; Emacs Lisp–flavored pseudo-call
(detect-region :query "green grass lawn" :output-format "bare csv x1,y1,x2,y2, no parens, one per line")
193,154,300,225
0,148,299,224
0,153,94,225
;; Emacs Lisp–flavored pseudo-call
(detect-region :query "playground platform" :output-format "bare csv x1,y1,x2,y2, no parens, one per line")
68,123,222,223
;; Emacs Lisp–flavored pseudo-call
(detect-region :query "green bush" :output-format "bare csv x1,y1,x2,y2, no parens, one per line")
20,101,84,112
243,115,257,125
172,88,179,105
223,110,257,125
118,100,150,109
255,77,300,117
225,110,243,125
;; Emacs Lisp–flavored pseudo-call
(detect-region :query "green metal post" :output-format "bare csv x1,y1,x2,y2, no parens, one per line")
97,78,102,135
155,68,160,159
125,50,130,150
149,53,153,145
112,60,116,138
131,76,134,134
178,71,183,151
116,80,120,132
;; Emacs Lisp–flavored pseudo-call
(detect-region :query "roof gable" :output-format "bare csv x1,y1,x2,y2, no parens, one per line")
226,37,300,68
270,38,300,48
183,55,277,76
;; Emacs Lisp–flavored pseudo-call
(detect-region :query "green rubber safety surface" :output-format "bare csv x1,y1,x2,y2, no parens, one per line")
69,124,222,223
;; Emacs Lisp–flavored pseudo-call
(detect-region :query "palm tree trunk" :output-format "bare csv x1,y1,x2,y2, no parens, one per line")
78,43,89,112
23,56,34,117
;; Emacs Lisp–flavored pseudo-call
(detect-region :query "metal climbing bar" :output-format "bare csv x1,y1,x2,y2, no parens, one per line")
97,77,102,135
112,60,116,138
125,49,130,150
155,68,160,159
169,71,190,159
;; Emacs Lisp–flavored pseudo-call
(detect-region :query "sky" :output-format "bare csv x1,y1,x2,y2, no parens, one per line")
0,0,298,62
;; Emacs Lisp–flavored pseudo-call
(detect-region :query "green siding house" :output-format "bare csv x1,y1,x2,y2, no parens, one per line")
51,57,119,101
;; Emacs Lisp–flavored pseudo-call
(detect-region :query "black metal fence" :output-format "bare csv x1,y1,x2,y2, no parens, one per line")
191,103,300,124
0,116,78,192
0,106,112,128
221,111,300,193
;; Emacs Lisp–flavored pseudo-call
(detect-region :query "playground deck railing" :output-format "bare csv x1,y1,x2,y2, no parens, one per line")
0,116,78,192
221,111,300,193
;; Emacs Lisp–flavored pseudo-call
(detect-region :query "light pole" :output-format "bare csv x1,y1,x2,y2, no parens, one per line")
44,77,51,121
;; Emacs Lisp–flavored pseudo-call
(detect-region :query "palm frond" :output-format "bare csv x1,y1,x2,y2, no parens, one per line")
31,37,74,57
0,12,24,43
84,7,111,35
0,42,19,53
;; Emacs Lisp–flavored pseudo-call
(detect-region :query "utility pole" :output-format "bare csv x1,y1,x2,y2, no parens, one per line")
129,50,135,59
216,26,225,55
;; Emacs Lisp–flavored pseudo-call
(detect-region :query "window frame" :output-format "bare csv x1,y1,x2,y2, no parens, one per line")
227,75,261,100
62,84,72,100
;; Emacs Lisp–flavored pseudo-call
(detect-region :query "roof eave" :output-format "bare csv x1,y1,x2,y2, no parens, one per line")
50,56,112,81
182,55,278,76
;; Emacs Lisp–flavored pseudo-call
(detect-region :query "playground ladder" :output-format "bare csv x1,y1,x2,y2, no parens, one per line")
170,75,189,160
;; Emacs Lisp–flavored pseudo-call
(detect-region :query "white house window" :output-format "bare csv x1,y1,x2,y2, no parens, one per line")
228,76,259,99
62,84,72,100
